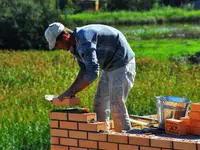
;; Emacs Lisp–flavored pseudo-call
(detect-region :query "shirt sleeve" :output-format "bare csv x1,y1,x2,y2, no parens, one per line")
76,30,100,83
79,41,99,83
77,59,86,72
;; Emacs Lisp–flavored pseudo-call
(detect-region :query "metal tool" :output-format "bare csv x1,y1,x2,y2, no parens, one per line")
44,94,75,101
45,95,58,101
129,118,154,128
129,118,165,135
142,127,165,135
130,115,158,122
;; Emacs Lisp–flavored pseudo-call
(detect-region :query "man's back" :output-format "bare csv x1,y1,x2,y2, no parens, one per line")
73,24,135,71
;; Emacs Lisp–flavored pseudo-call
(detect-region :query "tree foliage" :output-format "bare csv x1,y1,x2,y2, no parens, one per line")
107,0,155,11
0,0,59,50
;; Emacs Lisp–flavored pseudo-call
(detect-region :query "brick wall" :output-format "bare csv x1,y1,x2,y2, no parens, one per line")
50,109,200,150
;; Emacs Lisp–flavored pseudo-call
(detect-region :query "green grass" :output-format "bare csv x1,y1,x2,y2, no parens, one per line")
116,24,200,40
1,39,200,149
130,39,200,60
64,7,200,26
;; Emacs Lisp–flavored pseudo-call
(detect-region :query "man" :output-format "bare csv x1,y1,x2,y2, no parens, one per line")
44,22,136,132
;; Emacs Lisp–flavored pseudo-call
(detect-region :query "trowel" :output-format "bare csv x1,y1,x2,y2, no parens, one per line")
44,94,75,101
44,95,58,101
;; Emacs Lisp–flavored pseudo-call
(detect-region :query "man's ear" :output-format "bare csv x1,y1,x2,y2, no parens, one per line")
62,33,70,41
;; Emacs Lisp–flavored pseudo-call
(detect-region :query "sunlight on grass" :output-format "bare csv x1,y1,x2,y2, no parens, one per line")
1,39,200,149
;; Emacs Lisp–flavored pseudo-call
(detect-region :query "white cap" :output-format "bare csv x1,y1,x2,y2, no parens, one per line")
44,22,65,49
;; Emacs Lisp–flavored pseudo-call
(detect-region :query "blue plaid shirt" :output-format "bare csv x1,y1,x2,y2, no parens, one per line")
71,24,135,83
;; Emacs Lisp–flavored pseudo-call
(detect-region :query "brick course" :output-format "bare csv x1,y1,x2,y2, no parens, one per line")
68,113,96,122
50,109,200,150
173,141,197,150
151,138,173,149
129,135,150,146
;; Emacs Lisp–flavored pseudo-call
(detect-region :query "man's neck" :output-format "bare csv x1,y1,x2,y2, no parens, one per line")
69,33,76,46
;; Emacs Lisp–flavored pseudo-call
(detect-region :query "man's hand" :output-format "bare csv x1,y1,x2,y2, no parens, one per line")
58,90,75,101
57,71,91,101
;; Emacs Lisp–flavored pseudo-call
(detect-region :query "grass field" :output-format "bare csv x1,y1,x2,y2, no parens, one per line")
131,39,200,59
64,7,200,26
1,38,200,149
116,24,200,40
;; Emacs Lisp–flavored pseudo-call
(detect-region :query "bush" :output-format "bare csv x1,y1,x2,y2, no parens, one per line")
0,0,59,50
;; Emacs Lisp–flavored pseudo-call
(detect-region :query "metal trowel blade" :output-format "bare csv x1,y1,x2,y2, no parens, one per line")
45,95,58,101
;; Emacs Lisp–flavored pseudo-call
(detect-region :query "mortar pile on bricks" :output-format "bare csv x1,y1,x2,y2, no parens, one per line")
49,97,200,150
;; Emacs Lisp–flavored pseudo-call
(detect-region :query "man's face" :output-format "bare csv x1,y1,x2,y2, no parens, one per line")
55,33,70,50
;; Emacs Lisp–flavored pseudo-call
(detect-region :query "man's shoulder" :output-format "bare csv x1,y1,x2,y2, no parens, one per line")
75,27,97,43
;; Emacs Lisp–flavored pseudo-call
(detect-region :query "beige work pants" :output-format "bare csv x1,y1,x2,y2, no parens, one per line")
93,58,136,132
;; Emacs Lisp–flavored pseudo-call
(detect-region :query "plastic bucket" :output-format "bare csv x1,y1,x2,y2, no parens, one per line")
155,96,191,129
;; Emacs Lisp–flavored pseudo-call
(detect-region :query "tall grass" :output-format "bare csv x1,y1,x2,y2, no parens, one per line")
64,7,200,26
1,39,200,149
117,24,200,40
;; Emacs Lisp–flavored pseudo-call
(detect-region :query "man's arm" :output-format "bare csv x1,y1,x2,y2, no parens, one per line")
58,70,91,100
59,31,99,100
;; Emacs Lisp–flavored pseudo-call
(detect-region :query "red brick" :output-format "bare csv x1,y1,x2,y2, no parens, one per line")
119,144,138,150
180,117,191,134
88,132,107,141
51,129,68,137
140,147,160,150
50,112,68,120
99,142,118,150
60,121,78,130
173,141,197,150
190,111,200,120
165,119,187,136
108,133,128,144
79,122,107,132
180,117,190,126
69,130,87,139
69,147,87,150
191,103,200,112
151,139,172,148
50,120,59,128
129,135,150,146
190,126,200,135
79,140,98,149
51,145,69,150
197,142,200,150
68,113,96,122
52,97,80,106
60,138,78,146
191,119,200,127
186,125,191,134
51,137,59,144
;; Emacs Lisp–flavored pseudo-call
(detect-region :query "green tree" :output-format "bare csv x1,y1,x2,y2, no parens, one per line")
0,0,59,50
107,0,154,11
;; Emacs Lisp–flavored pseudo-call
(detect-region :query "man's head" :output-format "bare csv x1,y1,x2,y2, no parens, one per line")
44,22,73,50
